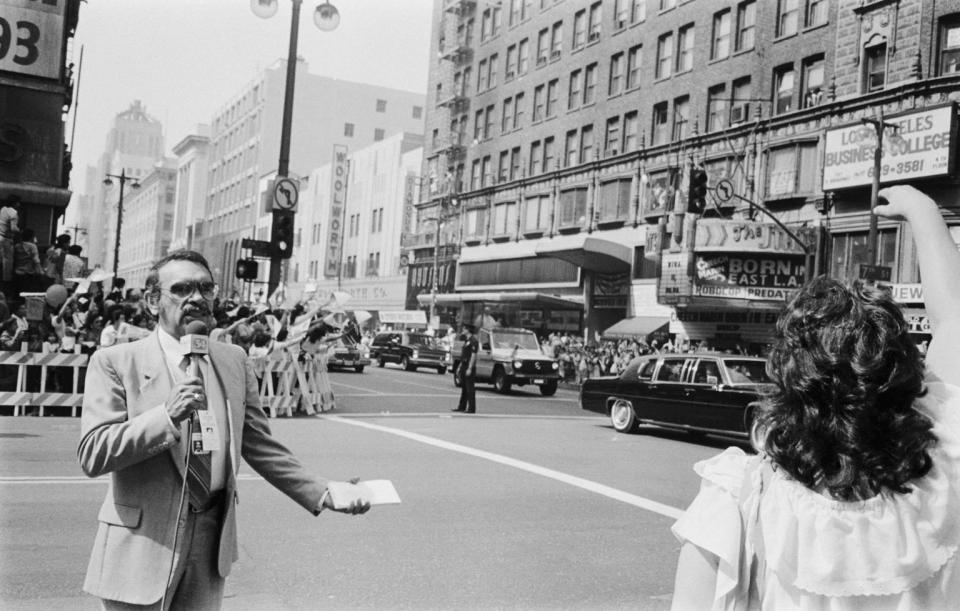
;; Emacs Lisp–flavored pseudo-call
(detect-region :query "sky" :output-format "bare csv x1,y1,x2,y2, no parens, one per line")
68,0,434,197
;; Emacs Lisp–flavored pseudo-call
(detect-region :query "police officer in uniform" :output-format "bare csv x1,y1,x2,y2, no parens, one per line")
453,324,478,414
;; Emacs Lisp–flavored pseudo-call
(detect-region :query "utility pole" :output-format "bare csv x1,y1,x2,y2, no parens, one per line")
102,169,140,288
861,109,899,265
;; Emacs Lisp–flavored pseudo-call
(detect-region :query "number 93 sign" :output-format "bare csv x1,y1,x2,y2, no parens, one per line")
0,0,66,80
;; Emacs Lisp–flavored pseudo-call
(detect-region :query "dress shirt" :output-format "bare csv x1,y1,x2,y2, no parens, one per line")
158,328,229,492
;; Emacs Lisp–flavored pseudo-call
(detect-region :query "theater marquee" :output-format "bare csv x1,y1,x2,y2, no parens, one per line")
823,104,956,190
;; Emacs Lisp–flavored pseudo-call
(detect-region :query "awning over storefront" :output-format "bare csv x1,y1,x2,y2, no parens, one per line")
602,316,671,340
417,291,584,310
458,241,539,263
534,234,632,272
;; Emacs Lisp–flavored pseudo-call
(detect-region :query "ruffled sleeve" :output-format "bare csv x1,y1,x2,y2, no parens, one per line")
672,447,757,610
755,374,960,597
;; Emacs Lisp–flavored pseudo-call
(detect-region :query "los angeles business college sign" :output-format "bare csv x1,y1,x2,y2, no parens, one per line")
823,104,957,190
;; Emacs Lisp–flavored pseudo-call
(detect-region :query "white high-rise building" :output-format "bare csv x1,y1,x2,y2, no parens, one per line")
115,159,177,288
170,127,211,253
203,58,426,296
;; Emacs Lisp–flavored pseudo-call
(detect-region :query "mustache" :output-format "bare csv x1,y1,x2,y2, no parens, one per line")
182,304,211,316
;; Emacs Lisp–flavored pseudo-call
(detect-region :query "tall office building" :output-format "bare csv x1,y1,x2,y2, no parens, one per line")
413,0,960,350
81,100,165,272
203,58,425,294
170,127,211,254
115,159,177,288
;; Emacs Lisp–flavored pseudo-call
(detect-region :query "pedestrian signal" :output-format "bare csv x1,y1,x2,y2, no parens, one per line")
235,258,259,280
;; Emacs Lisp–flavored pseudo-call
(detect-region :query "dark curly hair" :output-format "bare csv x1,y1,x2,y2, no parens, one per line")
756,276,935,501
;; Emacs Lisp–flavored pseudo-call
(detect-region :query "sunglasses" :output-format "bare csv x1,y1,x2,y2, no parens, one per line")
160,280,218,301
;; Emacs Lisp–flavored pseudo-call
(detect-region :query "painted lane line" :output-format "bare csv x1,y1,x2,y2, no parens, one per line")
331,380,386,394
333,392,578,403
323,415,684,520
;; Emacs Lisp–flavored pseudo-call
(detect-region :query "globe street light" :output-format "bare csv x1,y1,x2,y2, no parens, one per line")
103,169,140,288
251,0,340,295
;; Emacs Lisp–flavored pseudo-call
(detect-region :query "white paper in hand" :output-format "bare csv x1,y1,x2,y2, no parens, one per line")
326,480,401,509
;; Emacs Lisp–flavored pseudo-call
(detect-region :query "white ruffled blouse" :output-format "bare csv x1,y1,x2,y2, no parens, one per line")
672,377,960,610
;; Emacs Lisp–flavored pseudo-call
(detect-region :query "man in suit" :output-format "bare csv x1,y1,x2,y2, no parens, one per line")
78,250,370,610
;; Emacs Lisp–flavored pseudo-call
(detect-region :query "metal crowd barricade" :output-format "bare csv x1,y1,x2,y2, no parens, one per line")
296,346,335,414
0,345,88,417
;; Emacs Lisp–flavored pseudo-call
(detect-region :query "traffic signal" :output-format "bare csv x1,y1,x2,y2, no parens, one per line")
688,166,709,214
271,210,295,259
235,258,258,280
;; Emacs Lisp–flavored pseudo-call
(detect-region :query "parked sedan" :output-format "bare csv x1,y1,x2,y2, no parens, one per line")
580,353,772,437
370,331,448,374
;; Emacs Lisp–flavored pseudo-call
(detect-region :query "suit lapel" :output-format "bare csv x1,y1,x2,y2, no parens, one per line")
208,342,241,476
134,331,189,478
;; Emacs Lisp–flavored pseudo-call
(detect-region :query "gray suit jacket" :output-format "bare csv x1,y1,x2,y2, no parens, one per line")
78,331,326,605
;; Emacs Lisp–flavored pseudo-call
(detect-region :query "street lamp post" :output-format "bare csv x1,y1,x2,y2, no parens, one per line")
861,109,899,266
102,169,140,287
252,0,340,296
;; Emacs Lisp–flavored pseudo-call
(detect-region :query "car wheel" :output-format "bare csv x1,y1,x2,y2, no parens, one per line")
539,380,558,396
452,362,462,388
377,356,385,367
610,399,637,433
492,368,512,394
401,356,415,372
437,367,447,375
354,365,365,373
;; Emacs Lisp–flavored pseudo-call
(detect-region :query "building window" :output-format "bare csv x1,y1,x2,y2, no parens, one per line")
773,64,795,115
672,96,689,141
492,202,518,236
731,76,752,124
543,136,555,170
551,21,563,58
765,141,818,197
477,59,487,90
609,52,624,96
498,151,510,182
374,128,385,141
559,187,588,227
588,2,602,42
509,0,521,26
777,0,799,38
376,99,387,112
864,42,887,92
677,23,694,73
806,0,828,28
471,160,481,189
830,229,897,283
537,28,550,64
633,246,658,279
564,130,578,167
802,55,825,108
485,105,495,139
518,38,530,73
481,155,491,186
736,1,756,51
574,9,587,49
529,140,542,175
583,62,598,104
707,84,727,132
524,194,552,232
579,124,595,163
660,0,677,10
510,146,521,180
939,16,960,75
502,97,514,132
344,122,354,137
656,32,673,79
631,0,646,22
598,178,632,222
492,5,502,36
506,44,518,79
652,102,669,145
568,69,583,109
474,109,484,140
546,78,559,117
464,208,488,239
489,53,499,88
626,45,642,89
604,116,621,156
533,84,545,121
513,91,525,128
623,111,639,152
615,0,629,29
712,10,731,60
413,105,423,119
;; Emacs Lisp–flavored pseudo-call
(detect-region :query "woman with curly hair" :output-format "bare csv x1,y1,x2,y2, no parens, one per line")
670,185,960,610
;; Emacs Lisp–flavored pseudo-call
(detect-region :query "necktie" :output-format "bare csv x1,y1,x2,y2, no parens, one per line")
181,356,211,508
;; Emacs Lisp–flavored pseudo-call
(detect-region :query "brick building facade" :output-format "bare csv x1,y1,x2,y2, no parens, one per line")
411,0,960,348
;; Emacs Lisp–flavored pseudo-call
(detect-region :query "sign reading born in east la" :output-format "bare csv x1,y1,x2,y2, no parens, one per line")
823,104,957,190
0,0,67,80
691,219,809,303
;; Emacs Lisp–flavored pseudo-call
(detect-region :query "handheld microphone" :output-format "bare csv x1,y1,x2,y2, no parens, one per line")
180,321,210,376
